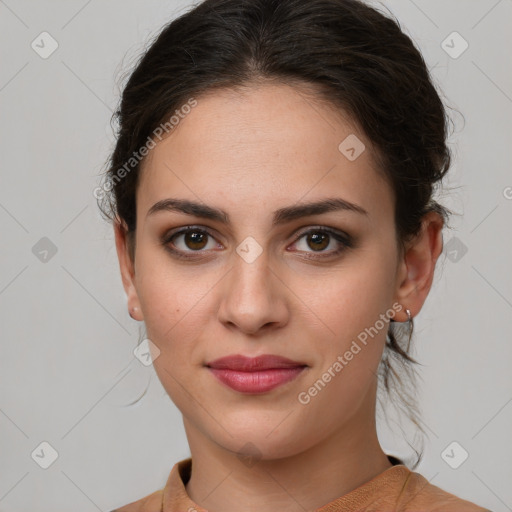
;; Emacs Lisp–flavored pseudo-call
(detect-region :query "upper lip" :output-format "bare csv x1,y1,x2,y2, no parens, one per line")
206,354,307,371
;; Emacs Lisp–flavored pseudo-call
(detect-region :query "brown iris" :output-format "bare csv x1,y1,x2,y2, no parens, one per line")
306,232,329,251
185,231,208,250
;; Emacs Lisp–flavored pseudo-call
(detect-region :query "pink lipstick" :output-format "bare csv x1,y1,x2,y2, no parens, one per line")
206,354,307,394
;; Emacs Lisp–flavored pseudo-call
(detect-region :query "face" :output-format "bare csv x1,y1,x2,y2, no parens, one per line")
116,82,427,460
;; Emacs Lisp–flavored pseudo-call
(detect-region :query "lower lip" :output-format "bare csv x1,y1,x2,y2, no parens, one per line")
207,367,306,393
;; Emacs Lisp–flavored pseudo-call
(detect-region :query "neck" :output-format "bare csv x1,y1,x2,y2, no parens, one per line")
182,383,394,512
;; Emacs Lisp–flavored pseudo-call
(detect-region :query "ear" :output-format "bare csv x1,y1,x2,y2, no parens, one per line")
114,220,144,321
393,211,444,321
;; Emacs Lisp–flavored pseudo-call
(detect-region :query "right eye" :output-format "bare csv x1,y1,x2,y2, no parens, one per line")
162,226,223,258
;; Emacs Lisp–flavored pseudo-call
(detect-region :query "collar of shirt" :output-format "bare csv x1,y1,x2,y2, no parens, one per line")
162,456,412,512
112,456,490,512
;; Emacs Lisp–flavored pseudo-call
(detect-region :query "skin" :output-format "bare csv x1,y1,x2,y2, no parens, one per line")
115,82,443,512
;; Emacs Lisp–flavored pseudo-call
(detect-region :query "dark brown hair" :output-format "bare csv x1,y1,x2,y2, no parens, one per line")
97,0,454,469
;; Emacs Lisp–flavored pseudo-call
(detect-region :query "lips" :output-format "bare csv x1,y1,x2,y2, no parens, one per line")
205,354,308,393
206,354,307,371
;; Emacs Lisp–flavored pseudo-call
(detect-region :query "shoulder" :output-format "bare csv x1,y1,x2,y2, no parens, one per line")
110,457,191,512
110,489,164,512
399,470,491,511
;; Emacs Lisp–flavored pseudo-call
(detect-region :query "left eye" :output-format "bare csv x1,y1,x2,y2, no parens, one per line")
289,229,350,255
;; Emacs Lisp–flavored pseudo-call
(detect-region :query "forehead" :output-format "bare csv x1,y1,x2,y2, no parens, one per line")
137,82,393,224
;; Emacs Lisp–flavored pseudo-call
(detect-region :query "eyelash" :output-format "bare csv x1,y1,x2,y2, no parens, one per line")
161,225,354,261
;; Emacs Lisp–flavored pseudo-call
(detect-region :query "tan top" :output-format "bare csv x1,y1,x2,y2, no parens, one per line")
112,456,491,512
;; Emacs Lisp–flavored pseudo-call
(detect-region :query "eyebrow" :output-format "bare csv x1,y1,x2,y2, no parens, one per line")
146,197,368,225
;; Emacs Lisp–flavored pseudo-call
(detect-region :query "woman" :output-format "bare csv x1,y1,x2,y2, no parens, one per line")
98,0,492,510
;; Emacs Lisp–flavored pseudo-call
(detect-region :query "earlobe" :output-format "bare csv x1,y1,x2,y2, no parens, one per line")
114,221,144,321
393,211,444,321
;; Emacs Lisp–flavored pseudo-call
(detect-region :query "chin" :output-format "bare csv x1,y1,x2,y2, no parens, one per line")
210,421,313,462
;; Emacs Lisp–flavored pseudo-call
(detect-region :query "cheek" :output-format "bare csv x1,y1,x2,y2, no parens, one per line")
306,248,396,373
311,260,395,336
139,279,206,349
134,249,226,390
135,248,215,335
135,259,212,408
294,269,393,430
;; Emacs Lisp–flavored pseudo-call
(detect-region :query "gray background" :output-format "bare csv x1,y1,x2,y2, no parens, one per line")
1,0,511,510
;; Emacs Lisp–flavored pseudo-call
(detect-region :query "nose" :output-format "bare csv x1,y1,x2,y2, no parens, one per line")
217,250,290,335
